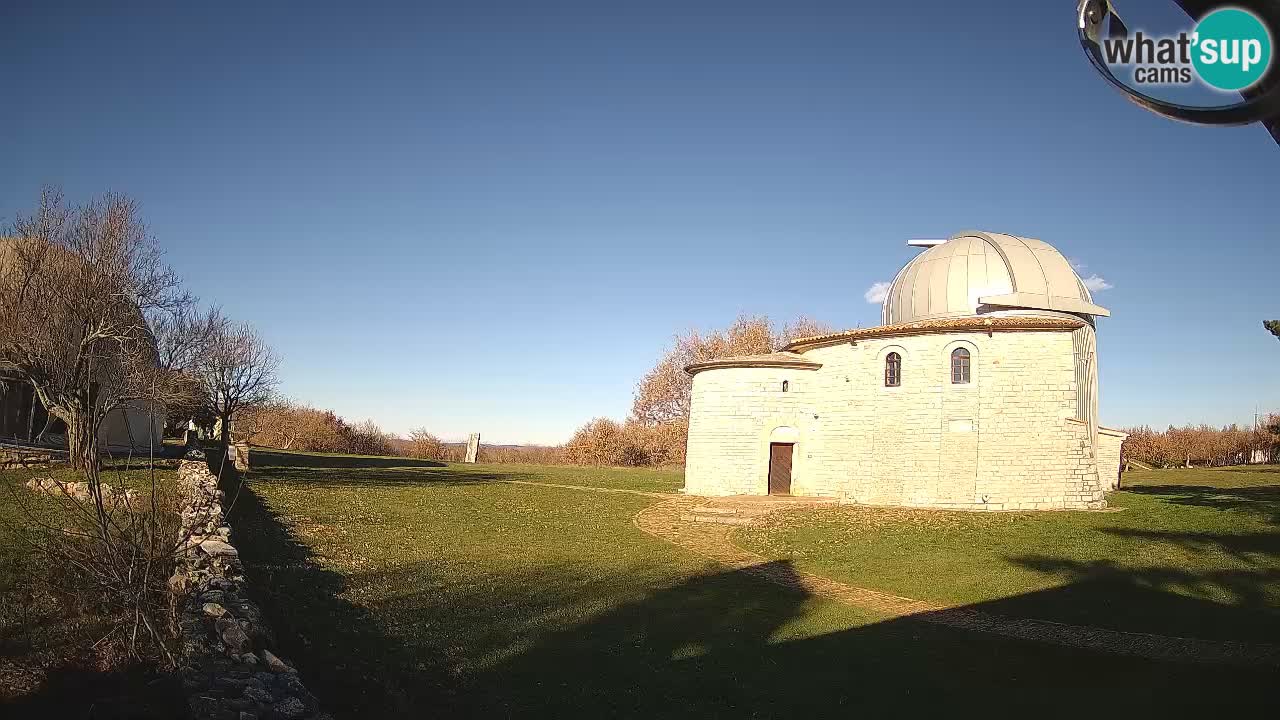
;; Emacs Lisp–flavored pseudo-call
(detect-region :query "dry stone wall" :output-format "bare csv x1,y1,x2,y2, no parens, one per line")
0,446,61,469
170,451,329,720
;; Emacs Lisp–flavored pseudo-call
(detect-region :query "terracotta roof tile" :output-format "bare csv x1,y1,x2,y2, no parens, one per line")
784,316,1085,352
685,351,821,376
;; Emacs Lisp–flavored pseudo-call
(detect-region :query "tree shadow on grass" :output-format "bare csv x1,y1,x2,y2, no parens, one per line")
245,449,534,490
482,574,1278,718
1003,526,1280,643
226,474,458,718
251,450,446,471
229,489,1279,718
1124,483,1280,525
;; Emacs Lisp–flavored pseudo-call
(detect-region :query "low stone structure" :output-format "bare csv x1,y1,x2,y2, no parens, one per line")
230,441,250,472
464,432,480,463
170,451,329,720
1097,426,1128,490
0,445,61,469
25,476,137,504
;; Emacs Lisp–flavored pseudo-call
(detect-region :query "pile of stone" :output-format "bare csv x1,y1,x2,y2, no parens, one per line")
170,453,329,720
25,476,137,504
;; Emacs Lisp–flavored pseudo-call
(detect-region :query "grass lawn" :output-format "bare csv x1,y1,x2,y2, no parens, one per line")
231,450,1278,718
0,459,183,718
737,466,1280,643
244,447,684,494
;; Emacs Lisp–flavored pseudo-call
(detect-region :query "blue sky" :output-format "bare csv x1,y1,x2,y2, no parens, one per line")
3,1,1277,444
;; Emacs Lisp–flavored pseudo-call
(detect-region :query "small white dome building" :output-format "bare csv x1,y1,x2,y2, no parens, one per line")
683,231,1126,510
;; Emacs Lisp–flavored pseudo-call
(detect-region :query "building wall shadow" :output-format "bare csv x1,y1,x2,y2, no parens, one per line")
241,448,533,489
227,477,1280,718
1124,482,1280,525
225,471,458,718
250,450,446,471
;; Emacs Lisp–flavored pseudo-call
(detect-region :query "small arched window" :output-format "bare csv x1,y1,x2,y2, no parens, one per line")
781,380,789,392
951,348,971,384
884,352,901,387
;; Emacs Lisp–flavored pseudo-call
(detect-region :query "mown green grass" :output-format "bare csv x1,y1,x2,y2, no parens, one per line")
232,451,1277,718
736,466,1280,642
245,446,684,494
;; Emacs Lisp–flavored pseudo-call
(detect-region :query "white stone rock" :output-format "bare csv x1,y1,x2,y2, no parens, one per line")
200,539,239,557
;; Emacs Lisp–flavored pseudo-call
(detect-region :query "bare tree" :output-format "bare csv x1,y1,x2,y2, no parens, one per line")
152,304,227,422
407,427,447,460
631,314,831,426
0,188,201,666
196,322,280,446
238,400,350,452
779,316,833,345
0,187,192,473
345,418,394,456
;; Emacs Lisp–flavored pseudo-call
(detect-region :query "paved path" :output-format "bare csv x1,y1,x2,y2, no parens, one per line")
510,481,1280,666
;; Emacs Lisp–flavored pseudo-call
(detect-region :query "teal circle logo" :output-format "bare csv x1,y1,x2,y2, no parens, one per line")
1191,7,1273,91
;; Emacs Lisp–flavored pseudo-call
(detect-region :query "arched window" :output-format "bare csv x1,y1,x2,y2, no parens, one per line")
950,347,971,384
781,380,789,392
884,352,901,387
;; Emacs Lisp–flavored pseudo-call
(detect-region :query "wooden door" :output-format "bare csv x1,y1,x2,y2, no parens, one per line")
768,443,794,495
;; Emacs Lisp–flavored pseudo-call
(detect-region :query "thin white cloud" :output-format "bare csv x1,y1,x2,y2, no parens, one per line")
1082,274,1113,292
864,281,893,304
1072,258,1112,292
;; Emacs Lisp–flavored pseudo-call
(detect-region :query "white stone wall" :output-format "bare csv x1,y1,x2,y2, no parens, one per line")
97,402,165,453
1097,427,1127,491
685,367,821,496
684,329,1106,510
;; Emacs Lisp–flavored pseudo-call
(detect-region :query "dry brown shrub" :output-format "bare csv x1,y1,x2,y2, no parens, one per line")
1122,418,1278,468
407,428,447,460
345,419,394,456
239,401,352,453
564,418,633,466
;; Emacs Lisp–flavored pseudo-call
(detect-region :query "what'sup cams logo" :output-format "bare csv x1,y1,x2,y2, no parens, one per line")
1101,6,1271,89
1077,1,1280,138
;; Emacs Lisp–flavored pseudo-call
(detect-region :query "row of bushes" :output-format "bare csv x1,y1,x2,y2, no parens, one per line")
235,402,626,466
399,421,687,467
399,429,568,464
239,400,1280,473
237,400,694,467
236,402,398,457
1121,417,1279,468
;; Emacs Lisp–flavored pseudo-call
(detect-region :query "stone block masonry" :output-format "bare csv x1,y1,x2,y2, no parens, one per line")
170,451,330,720
685,328,1108,509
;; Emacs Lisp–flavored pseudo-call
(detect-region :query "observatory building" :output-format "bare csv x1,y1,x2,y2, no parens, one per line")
683,231,1126,510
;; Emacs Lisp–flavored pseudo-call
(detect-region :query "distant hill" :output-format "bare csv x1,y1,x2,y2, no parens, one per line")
386,437,555,454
